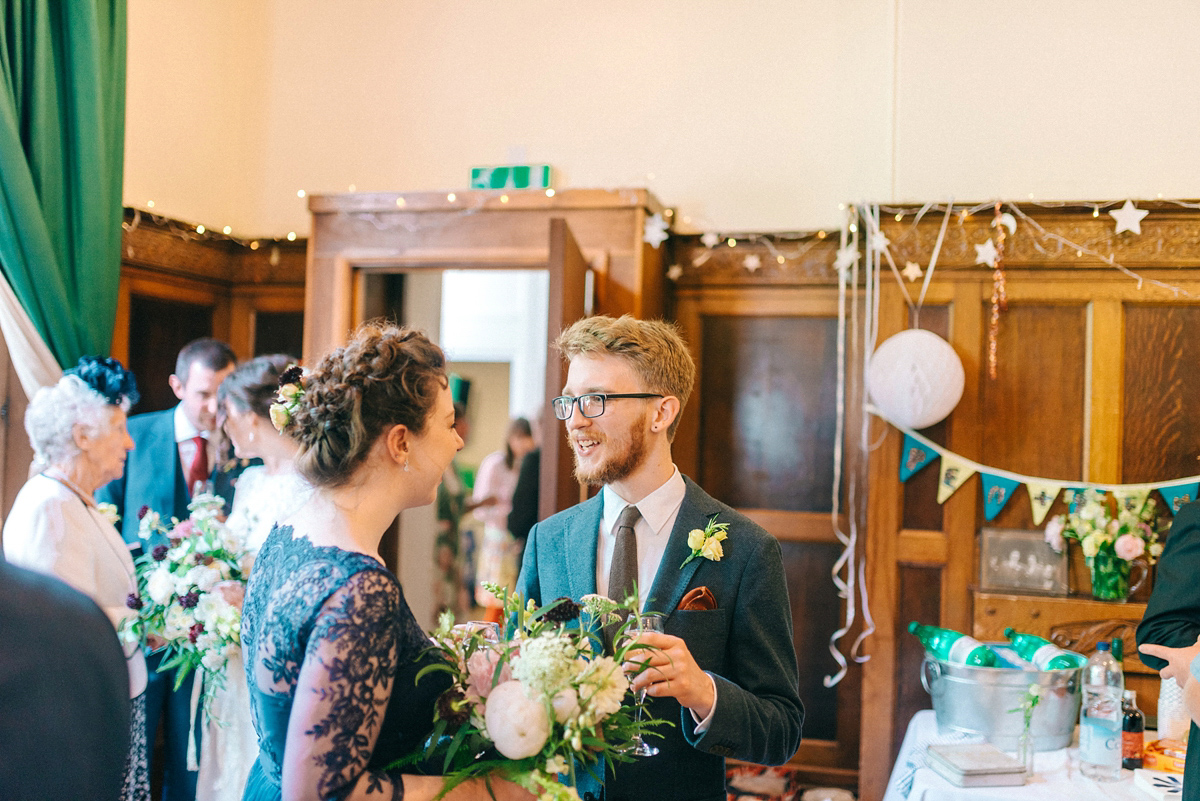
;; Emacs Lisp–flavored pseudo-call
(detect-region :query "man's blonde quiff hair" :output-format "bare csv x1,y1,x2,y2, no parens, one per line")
555,315,695,440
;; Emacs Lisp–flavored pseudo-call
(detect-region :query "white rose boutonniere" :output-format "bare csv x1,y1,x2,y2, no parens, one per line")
97,502,121,527
680,515,730,569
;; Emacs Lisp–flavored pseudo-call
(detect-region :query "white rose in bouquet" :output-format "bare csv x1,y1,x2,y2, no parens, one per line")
186,564,222,592
485,680,550,759
146,565,176,605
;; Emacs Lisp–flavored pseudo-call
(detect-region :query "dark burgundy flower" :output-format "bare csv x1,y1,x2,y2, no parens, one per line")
137,505,150,520
151,545,169,561
169,537,182,548
179,591,200,609
192,553,213,566
126,593,144,610
188,622,205,643
279,365,304,387
544,596,581,624
436,688,470,726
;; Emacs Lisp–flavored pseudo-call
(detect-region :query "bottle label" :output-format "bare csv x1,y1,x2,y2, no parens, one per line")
1122,730,1143,760
1031,643,1062,669
947,636,985,664
1080,716,1121,766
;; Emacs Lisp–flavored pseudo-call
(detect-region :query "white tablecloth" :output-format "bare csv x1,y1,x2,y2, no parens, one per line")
883,709,1155,801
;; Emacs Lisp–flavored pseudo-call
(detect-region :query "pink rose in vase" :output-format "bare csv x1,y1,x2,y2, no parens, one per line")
1114,533,1145,561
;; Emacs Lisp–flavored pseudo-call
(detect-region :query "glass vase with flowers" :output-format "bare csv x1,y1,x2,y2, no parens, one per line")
1043,489,1164,601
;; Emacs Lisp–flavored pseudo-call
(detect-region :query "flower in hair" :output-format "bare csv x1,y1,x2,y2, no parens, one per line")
269,364,306,432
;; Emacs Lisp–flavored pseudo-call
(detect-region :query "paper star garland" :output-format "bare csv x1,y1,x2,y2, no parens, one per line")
666,264,683,281
974,239,998,267
834,245,859,275
700,232,720,249
902,261,923,281
743,254,762,272
643,213,669,249
1109,200,1148,235
870,231,890,252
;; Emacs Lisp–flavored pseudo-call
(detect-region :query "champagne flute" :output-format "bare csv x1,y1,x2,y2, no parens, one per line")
625,611,665,757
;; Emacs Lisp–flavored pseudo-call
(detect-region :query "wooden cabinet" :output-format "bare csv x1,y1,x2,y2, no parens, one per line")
972,591,1158,711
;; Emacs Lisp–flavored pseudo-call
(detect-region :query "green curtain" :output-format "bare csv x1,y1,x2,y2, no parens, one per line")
0,0,126,367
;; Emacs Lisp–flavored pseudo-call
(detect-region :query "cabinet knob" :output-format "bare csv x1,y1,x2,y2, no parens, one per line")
1031,610,1041,619
985,607,996,616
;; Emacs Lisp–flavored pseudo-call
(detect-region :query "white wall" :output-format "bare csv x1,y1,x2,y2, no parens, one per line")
125,1,1200,238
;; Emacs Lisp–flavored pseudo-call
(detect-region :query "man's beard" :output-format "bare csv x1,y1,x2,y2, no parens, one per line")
572,418,647,487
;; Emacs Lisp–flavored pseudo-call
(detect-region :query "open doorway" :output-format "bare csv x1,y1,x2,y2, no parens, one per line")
382,268,549,626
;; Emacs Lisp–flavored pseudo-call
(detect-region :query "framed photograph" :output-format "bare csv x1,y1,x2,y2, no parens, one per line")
979,527,1068,595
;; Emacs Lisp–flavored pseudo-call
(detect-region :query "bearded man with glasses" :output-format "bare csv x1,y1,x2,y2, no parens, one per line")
517,314,804,801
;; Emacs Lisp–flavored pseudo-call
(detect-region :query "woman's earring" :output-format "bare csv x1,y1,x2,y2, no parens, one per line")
402,459,410,472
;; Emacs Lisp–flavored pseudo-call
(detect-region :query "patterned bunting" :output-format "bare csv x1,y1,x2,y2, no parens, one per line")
899,434,938,482
1026,482,1062,526
981,473,1021,521
936,454,976,504
1160,482,1200,515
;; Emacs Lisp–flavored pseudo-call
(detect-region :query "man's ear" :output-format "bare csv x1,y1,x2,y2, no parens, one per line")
650,396,680,434
384,424,410,465
168,374,186,402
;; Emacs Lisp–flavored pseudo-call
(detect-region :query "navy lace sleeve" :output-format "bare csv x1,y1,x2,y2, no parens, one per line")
242,527,448,801
295,570,403,799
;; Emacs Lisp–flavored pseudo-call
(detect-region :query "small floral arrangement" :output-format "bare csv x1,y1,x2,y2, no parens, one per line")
1044,489,1165,564
120,493,252,702
680,514,729,568
268,364,305,432
1044,489,1166,600
393,584,669,801
97,501,121,527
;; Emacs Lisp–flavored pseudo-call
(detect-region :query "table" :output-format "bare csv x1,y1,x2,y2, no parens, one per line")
882,710,1158,801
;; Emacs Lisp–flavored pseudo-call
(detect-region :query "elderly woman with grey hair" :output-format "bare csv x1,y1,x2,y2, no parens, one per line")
3,355,150,801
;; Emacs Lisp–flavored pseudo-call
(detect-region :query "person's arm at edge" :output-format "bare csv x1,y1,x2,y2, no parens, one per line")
1137,501,1200,670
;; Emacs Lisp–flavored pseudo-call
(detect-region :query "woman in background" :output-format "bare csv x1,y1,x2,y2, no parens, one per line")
472,416,535,623
194,355,311,801
3,356,149,801
240,322,530,801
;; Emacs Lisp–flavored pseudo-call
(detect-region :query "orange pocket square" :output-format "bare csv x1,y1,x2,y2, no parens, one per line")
677,586,717,611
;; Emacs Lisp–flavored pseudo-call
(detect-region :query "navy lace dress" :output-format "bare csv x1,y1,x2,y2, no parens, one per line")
241,525,449,800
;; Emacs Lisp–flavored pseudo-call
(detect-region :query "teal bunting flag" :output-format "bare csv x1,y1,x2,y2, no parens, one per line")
899,434,938,482
1160,482,1200,515
981,473,1021,521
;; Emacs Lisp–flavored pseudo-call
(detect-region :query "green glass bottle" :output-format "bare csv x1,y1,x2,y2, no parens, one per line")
1004,628,1086,670
909,622,998,667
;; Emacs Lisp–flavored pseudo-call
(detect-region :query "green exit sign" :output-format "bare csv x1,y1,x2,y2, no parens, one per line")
470,164,552,190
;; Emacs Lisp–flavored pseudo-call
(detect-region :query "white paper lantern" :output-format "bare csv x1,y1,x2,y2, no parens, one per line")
867,329,964,429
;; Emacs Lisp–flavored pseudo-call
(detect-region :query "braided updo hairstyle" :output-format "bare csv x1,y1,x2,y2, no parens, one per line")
284,322,447,488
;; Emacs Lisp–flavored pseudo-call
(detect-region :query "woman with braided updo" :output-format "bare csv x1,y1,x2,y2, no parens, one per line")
238,323,532,801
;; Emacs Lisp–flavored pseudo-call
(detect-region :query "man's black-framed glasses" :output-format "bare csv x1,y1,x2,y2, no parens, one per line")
552,393,664,420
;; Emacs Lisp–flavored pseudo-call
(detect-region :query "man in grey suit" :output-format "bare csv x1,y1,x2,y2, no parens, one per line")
516,315,803,801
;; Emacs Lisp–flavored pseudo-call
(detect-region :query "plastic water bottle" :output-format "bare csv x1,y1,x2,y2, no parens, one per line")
908,622,998,667
1079,641,1124,781
1004,628,1086,670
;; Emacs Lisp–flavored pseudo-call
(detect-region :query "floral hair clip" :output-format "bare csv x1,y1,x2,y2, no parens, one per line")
269,365,306,432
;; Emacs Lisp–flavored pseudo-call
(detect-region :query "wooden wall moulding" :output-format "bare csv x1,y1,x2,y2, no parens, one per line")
879,201,1200,271
121,208,307,287
670,234,841,288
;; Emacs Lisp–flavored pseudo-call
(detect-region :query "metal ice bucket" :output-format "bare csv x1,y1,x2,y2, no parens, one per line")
920,645,1082,751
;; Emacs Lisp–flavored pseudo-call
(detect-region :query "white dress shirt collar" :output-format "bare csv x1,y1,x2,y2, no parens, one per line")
173,403,203,444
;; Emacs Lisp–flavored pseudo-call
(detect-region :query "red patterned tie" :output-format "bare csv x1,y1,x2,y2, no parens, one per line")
187,435,209,495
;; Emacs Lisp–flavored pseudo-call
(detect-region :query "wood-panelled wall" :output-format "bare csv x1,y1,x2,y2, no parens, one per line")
859,203,1200,801
0,211,306,521
670,235,863,790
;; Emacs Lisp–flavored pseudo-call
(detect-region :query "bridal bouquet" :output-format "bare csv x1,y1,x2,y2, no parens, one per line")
398,586,669,801
121,493,253,698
